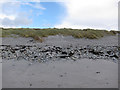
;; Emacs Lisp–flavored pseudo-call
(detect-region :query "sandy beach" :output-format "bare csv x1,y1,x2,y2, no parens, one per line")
1,35,118,88
1,35,118,46
0,0,119,88
2,58,118,88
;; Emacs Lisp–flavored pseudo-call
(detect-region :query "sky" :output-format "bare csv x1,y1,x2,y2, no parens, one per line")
0,0,119,30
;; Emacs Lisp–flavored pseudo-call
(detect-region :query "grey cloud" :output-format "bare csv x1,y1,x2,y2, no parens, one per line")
1,16,32,27
0,1,33,27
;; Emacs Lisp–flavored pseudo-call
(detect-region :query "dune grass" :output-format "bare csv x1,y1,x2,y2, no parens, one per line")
0,28,118,41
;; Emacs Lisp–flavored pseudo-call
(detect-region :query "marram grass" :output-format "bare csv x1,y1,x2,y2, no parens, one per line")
0,28,119,42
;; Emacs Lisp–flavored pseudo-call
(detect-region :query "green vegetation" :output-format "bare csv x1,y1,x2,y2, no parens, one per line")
0,28,118,42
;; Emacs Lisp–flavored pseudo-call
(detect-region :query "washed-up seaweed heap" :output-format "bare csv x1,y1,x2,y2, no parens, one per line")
0,45,119,63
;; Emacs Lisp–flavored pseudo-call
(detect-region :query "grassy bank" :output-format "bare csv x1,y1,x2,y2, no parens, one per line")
0,28,119,42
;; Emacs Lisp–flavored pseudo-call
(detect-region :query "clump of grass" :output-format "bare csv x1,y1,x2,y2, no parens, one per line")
110,30,118,35
33,36,44,43
1,28,118,42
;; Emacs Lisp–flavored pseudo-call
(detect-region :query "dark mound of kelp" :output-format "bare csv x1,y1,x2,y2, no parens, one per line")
1,45,119,63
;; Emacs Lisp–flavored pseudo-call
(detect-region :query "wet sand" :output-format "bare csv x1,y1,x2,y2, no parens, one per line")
2,59,118,88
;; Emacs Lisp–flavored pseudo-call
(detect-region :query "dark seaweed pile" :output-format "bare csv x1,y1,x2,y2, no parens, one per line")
0,45,119,63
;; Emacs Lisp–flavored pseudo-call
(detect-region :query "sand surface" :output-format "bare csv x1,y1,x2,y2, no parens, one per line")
2,59,118,88
0,58,2,89
1,35,118,46
1,35,118,88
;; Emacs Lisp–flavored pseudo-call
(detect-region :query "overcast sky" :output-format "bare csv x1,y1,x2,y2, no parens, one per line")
0,0,119,30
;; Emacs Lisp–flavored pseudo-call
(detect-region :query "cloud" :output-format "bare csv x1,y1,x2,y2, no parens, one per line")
1,15,32,27
21,2,46,10
0,0,45,27
55,0,119,30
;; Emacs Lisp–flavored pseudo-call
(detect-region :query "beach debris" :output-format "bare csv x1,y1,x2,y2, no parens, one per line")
0,45,119,63
96,72,100,74
29,83,32,86
59,75,63,77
